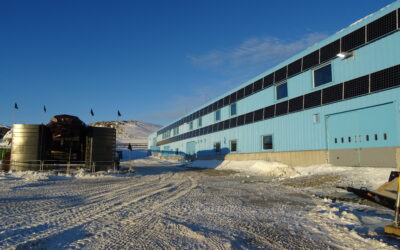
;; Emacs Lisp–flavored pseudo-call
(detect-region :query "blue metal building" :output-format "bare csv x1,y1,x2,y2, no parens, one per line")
149,2,400,168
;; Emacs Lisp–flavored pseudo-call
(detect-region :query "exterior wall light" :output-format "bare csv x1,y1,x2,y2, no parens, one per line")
337,51,354,59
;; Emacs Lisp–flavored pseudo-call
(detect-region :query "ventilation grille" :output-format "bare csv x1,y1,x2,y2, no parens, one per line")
367,10,397,42
302,50,320,71
320,39,340,63
289,96,304,113
341,27,365,52
344,75,370,99
322,84,343,104
370,65,400,92
304,90,321,109
275,101,288,116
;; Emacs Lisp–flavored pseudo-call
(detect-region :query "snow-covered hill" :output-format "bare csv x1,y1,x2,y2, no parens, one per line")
90,121,161,144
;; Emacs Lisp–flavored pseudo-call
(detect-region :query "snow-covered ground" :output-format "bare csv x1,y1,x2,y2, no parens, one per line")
0,158,399,249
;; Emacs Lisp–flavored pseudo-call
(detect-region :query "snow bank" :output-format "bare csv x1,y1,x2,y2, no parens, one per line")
187,160,394,189
187,160,296,178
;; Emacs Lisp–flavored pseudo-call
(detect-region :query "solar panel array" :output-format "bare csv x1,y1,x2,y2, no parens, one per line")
158,9,400,137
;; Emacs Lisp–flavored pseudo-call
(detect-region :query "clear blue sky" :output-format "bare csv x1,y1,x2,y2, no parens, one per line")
0,0,396,126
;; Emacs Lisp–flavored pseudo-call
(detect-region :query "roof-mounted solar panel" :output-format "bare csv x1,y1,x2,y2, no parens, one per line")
275,66,287,83
302,50,320,71
287,59,302,77
367,10,397,42
344,75,369,99
341,26,365,52
320,39,340,63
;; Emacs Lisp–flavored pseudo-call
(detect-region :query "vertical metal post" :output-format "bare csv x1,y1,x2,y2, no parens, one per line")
394,177,400,227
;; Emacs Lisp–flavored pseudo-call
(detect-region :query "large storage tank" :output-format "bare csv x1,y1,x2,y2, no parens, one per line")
10,124,48,171
85,127,116,171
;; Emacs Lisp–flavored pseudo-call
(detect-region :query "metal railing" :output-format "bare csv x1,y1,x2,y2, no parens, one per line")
1,160,118,173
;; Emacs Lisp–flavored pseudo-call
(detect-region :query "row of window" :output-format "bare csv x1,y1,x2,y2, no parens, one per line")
157,64,400,146
213,135,273,153
158,9,399,136
334,133,388,144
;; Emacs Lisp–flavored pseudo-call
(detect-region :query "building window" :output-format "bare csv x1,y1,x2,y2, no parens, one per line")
384,133,388,140
215,110,221,121
314,64,332,87
173,127,179,136
366,135,369,141
276,82,288,100
230,103,237,116
262,135,273,150
198,117,202,128
188,121,193,130
214,142,221,152
230,140,237,152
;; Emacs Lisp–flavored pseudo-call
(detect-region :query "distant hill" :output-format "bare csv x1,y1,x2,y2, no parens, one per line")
90,121,161,144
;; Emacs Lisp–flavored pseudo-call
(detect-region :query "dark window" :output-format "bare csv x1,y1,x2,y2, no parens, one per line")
245,84,254,97
375,134,378,141
230,140,237,152
237,88,245,100
366,135,369,141
341,27,365,52
275,101,288,116
253,79,263,92
217,99,223,109
275,66,287,83
214,142,221,152
302,50,320,71
223,120,230,130
314,64,332,87
341,137,344,143
262,135,273,150
320,39,340,62
212,123,218,132
289,96,304,113
229,117,237,128
215,110,221,121
304,90,322,109
384,133,388,140
334,138,338,144
263,73,274,88
344,75,370,99
230,103,237,116
254,108,263,122
207,105,213,114
217,121,223,131
212,102,218,111
276,82,288,100
322,83,343,104
223,96,230,106
263,105,275,119
230,92,237,103
237,114,245,126
207,125,213,134
370,65,400,92
367,11,397,42
348,137,351,142
245,112,254,124
287,59,302,77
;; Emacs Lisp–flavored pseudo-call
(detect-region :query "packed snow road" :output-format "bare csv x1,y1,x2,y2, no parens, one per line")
0,159,398,249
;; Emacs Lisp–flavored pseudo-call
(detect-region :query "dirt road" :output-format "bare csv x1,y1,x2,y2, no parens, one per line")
0,160,396,249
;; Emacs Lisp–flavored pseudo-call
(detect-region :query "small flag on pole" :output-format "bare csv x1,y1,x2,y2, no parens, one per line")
117,110,121,117
128,143,132,151
90,109,94,116
43,105,47,113
14,103,19,109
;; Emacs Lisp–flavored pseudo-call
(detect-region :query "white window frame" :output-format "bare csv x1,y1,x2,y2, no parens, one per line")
312,63,332,88
275,82,288,100
261,134,273,151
